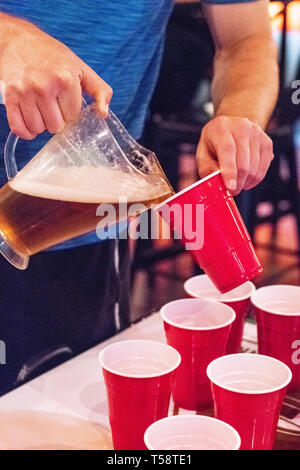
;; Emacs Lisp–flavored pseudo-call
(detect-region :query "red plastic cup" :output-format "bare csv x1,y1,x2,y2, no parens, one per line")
144,415,241,450
160,298,235,411
156,170,262,293
251,285,300,391
99,339,181,450
184,274,256,354
207,353,292,450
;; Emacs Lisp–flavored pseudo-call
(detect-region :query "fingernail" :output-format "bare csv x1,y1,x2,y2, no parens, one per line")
227,179,237,192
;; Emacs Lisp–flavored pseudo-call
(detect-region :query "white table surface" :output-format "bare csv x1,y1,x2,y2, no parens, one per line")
0,313,258,429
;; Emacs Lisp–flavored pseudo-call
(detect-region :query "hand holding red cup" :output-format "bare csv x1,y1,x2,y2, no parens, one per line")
156,170,262,294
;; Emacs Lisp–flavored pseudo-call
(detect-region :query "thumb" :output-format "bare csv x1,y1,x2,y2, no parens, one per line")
80,62,113,118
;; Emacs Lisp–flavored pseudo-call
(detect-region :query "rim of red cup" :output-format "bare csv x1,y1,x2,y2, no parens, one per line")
251,284,300,315
206,353,292,394
160,298,236,331
184,274,256,302
144,414,241,450
155,169,221,210
98,339,181,379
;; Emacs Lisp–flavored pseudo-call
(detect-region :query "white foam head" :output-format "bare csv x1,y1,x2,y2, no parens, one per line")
10,166,171,204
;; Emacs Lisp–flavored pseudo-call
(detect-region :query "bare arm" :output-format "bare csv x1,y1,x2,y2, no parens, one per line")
208,0,278,127
0,13,113,139
197,0,278,194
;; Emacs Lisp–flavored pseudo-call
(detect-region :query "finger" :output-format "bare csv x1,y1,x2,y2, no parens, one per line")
243,126,261,190
205,119,237,193
235,144,250,195
80,62,113,117
232,125,251,195
37,95,65,134
255,135,274,184
6,102,36,140
19,97,46,135
57,77,82,123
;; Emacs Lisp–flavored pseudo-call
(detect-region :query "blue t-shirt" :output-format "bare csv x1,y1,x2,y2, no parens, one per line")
0,0,255,250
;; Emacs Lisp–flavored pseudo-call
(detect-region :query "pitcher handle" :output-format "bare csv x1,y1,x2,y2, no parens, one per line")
4,132,19,181
0,131,29,270
3,97,88,182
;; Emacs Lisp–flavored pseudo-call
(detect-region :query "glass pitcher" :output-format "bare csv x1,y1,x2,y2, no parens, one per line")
0,103,173,270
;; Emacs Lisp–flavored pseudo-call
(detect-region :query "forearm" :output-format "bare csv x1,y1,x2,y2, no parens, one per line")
0,12,40,50
211,34,279,129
